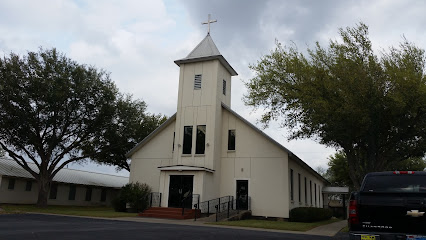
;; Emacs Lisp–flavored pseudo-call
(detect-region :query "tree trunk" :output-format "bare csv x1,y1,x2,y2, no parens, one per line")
36,176,50,208
346,150,362,190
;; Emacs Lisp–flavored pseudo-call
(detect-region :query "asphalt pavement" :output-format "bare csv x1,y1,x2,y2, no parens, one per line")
0,214,348,240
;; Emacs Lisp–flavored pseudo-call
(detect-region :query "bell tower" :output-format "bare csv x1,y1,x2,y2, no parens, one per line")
171,21,237,171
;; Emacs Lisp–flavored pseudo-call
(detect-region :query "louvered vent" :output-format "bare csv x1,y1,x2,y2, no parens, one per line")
194,74,202,89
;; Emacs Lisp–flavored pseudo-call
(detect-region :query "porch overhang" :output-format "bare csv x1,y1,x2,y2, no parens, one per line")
322,186,349,195
158,165,215,173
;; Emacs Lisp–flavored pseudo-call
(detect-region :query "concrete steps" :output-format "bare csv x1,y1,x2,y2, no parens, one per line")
139,207,200,220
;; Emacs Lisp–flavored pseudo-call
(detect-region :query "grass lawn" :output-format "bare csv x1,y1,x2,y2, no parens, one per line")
0,204,138,218
209,218,341,232
341,226,349,232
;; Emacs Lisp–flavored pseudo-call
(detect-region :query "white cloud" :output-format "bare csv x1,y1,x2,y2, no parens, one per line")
2,0,426,175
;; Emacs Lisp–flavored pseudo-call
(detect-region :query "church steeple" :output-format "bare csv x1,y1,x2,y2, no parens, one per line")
174,34,237,76
172,28,238,171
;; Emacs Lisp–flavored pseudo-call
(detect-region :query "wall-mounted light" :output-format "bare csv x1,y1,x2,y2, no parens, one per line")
206,143,210,147
178,144,181,147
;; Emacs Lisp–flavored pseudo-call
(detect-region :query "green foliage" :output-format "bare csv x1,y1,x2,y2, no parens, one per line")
325,151,352,188
0,48,118,206
245,22,426,189
83,95,167,171
0,48,162,206
113,182,152,213
289,207,333,222
325,151,426,190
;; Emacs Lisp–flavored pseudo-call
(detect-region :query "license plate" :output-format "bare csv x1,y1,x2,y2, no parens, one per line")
406,235,426,240
361,235,376,240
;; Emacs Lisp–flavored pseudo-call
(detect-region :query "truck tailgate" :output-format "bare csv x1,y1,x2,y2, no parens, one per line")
358,192,426,234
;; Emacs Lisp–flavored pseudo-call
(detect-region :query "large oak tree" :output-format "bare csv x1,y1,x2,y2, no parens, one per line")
0,48,160,206
83,95,167,172
244,23,426,189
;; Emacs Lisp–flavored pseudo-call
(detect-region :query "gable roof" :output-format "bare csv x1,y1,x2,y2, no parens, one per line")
126,103,328,184
0,157,128,188
174,34,238,76
221,103,329,184
125,113,177,158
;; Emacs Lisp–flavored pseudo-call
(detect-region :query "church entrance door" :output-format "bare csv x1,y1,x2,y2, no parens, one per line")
236,180,249,210
168,175,194,208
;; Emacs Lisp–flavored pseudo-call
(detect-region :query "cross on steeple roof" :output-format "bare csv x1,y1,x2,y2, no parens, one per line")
202,14,217,35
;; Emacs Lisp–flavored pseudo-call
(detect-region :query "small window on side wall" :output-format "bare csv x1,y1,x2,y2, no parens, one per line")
85,187,92,201
172,132,175,152
25,180,32,191
8,178,15,190
69,185,76,200
223,80,226,95
101,188,107,202
228,130,236,150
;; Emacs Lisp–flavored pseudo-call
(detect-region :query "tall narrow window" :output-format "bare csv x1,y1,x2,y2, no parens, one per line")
8,178,15,190
298,173,301,202
290,169,294,201
85,187,92,201
49,183,58,200
25,180,32,191
194,74,202,89
319,185,322,207
223,79,226,95
304,177,307,204
310,180,312,205
101,188,107,202
172,132,175,152
68,184,76,200
183,126,193,154
196,125,206,154
228,130,236,150
315,183,317,206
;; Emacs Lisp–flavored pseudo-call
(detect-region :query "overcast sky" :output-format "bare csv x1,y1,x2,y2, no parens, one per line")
1,0,425,177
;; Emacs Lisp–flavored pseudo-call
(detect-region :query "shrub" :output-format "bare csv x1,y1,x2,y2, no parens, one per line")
112,182,152,212
289,207,333,222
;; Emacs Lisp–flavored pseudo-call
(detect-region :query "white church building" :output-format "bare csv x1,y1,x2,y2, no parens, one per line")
127,29,328,219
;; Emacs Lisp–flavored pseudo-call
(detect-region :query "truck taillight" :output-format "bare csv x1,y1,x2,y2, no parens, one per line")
393,171,415,174
349,200,359,225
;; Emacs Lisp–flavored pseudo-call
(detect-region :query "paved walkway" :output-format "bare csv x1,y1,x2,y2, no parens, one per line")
306,220,347,237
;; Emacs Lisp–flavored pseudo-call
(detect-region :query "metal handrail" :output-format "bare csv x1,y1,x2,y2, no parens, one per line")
149,192,162,207
214,196,251,222
181,193,200,215
193,195,233,221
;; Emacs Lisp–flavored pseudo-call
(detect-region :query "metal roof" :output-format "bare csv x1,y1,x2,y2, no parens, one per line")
0,157,128,188
174,34,238,76
322,186,350,194
185,34,221,59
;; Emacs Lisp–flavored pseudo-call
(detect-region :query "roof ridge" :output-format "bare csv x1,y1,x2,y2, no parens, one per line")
0,157,128,178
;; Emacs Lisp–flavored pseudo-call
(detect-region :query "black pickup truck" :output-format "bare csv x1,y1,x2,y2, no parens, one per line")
349,171,426,240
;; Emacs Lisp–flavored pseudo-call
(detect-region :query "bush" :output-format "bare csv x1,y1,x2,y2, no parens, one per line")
112,182,152,213
289,207,332,222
